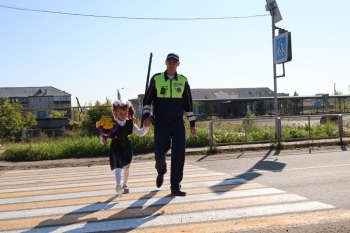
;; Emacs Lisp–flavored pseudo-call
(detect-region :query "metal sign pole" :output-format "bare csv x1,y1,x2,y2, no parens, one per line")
266,0,283,143
271,13,279,139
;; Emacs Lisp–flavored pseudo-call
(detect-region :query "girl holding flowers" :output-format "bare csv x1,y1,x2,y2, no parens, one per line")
96,100,150,196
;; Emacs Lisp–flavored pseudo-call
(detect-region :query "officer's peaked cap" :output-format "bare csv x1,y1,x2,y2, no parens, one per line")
166,53,179,62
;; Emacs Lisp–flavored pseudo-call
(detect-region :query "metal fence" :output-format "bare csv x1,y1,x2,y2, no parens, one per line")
209,114,350,149
21,127,66,141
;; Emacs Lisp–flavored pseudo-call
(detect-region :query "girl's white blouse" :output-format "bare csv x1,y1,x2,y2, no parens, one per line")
115,118,149,136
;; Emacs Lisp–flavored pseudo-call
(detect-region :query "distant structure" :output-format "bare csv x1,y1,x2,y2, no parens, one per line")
0,86,72,119
130,87,275,118
131,87,350,118
190,87,274,117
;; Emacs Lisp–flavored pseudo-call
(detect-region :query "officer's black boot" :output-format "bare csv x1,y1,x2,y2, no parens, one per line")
171,187,186,196
156,174,164,188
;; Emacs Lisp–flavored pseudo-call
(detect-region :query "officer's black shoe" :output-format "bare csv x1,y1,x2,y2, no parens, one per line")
156,174,164,188
171,189,186,196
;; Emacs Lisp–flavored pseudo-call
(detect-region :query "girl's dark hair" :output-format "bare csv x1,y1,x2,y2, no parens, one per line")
112,101,135,122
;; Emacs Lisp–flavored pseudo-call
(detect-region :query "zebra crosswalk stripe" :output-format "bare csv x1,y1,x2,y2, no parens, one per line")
0,162,348,232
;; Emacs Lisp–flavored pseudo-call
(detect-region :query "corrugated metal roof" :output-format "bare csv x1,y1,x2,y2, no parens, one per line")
191,87,274,100
0,86,71,98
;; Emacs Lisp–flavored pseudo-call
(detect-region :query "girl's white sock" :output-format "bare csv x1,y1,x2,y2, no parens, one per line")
115,168,121,185
123,167,129,187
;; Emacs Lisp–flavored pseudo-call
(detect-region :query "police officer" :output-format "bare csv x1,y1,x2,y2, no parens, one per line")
142,53,196,196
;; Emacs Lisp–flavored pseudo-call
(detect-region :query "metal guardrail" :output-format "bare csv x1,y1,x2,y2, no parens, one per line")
209,114,349,150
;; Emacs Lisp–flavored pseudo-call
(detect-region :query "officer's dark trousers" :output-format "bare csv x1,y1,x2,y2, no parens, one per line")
153,117,186,190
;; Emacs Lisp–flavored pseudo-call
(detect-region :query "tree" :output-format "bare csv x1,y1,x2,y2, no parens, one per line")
70,108,81,123
281,99,294,115
334,89,345,112
192,101,200,115
200,101,214,118
49,110,67,118
197,95,215,118
254,100,267,115
0,97,37,141
293,91,303,114
244,110,256,127
95,100,102,106
80,103,112,136
22,112,37,129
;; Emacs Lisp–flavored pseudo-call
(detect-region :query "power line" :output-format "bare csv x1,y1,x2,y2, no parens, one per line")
0,4,269,20
126,65,148,95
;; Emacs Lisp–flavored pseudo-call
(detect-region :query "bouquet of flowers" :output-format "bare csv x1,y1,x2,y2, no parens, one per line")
96,117,118,139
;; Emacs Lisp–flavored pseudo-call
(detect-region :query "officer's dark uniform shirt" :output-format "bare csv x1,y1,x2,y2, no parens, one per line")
142,71,196,127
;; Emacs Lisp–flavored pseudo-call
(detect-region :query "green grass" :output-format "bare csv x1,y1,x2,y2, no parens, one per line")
209,120,340,144
0,120,344,161
1,137,109,161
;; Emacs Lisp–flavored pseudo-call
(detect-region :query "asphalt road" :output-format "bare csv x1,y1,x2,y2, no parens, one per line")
188,149,350,209
2,147,350,232
186,149,350,232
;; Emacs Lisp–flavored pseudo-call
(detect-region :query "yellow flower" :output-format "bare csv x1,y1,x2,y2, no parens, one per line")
96,117,116,130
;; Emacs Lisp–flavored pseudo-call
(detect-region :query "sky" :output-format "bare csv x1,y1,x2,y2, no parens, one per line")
1,0,349,107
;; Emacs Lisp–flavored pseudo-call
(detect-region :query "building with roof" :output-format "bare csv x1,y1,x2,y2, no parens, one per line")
0,86,72,119
131,87,276,118
131,87,350,118
191,87,274,117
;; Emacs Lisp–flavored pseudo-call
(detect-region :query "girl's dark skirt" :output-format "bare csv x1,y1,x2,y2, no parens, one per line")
109,139,133,170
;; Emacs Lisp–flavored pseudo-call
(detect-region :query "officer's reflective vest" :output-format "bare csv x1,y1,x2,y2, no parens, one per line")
154,72,186,98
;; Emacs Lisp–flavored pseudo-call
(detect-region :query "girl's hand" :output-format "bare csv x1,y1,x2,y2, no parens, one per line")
102,138,107,145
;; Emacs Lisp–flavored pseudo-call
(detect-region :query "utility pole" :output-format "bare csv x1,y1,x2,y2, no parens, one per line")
145,53,153,94
76,97,83,121
141,52,153,128
117,88,124,101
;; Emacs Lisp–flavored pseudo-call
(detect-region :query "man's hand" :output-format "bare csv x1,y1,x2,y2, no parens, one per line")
190,127,196,136
143,117,152,127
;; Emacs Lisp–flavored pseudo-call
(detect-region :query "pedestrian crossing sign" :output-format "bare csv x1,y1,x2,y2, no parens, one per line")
274,32,292,64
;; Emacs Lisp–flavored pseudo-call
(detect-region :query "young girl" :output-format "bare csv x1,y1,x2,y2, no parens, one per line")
100,100,150,196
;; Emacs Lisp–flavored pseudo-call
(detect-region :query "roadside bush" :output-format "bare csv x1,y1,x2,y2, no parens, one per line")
130,128,155,154
1,137,109,161
311,122,338,138
244,110,256,127
186,128,209,147
282,127,308,139
0,118,346,161
247,128,275,141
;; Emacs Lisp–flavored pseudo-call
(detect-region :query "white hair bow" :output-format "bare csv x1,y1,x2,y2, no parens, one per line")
125,100,132,107
113,100,121,106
